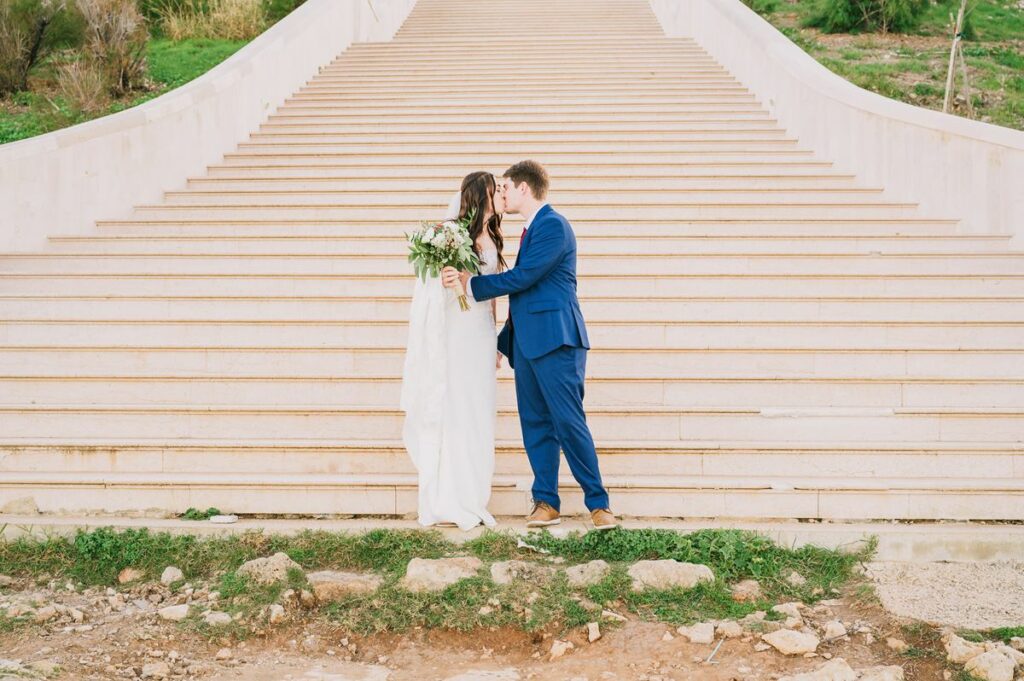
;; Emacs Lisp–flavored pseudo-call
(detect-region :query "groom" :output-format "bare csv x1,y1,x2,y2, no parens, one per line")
442,160,618,531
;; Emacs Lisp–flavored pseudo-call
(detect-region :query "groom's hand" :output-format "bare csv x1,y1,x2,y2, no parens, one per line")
496,352,503,370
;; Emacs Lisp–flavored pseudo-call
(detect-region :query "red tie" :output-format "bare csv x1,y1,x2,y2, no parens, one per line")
507,229,526,333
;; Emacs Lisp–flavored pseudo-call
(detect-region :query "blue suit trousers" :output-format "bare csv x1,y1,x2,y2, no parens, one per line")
512,339,610,512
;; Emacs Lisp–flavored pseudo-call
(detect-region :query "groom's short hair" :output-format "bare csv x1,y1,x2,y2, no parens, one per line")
503,160,549,200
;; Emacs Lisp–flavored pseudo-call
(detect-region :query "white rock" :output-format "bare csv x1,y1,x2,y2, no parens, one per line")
157,604,189,622
730,579,764,602
627,560,714,591
1010,637,1024,651
490,561,552,585
772,602,803,619
786,570,807,587
566,560,611,588
141,661,170,679
268,604,286,624
822,620,847,640
964,650,1016,681
886,637,909,653
778,657,856,681
762,629,820,655
859,666,905,681
160,567,184,585
549,639,574,660
33,605,57,623
236,552,302,586
215,647,232,660
202,611,232,626
443,671,520,681
307,570,383,602
402,557,482,592
117,567,145,584
717,620,744,639
754,642,772,652
662,631,675,642
601,609,627,622
588,622,601,643
995,643,1024,665
676,622,715,644
944,632,985,664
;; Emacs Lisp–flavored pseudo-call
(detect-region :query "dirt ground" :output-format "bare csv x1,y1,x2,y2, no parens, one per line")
0,577,951,681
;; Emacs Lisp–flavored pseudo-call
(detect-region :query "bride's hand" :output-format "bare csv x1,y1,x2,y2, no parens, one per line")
440,266,459,289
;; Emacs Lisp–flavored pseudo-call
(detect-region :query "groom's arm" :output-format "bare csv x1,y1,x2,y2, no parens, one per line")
469,221,566,303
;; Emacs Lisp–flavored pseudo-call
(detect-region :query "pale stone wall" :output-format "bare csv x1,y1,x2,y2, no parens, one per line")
649,0,1024,245
0,0,417,252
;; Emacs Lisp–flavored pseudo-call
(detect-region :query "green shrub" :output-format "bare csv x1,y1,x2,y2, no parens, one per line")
0,0,86,95
803,0,930,33
261,0,302,24
77,0,149,96
741,0,780,16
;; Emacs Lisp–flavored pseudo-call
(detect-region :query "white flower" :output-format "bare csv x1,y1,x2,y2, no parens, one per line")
422,228,436,243
431,232,447,248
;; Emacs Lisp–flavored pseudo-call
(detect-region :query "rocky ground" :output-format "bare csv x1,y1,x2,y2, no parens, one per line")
4,549,1023,681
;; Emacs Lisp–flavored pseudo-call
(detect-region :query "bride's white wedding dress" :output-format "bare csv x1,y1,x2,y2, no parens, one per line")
399,196,499,531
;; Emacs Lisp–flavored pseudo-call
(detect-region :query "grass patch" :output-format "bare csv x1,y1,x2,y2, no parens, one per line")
0,527,455,587
1,527,873,638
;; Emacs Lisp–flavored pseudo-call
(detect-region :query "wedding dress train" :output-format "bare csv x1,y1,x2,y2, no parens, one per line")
399,198,499,531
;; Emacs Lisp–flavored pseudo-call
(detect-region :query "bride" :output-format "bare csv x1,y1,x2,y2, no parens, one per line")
400,171,507,531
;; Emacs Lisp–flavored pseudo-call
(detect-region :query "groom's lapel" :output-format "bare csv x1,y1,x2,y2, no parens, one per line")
515,204,552,266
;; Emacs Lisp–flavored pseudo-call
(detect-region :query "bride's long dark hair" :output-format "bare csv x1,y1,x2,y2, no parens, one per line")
458,171,506,272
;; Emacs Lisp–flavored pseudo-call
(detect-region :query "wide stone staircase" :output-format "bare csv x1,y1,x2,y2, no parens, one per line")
2,0,1022,521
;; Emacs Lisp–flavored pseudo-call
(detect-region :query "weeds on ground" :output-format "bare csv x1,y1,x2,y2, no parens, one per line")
0,526,875,640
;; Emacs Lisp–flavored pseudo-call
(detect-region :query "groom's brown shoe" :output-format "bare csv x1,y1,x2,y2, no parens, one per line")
526,501,561,528
591,508,620,531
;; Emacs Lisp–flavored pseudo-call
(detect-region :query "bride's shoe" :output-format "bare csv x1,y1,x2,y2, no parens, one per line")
526,501,561,528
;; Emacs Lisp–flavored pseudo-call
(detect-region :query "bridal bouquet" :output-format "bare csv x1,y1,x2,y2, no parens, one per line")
407,209,480,311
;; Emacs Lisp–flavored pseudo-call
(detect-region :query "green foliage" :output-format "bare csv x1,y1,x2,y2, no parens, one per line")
741,0,781,16
262,0,305,24
802,0,930,33
180,506,221,520
0,0,87,94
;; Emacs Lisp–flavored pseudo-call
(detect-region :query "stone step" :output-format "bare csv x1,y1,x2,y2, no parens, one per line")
264,111,773,124
203,162,842,177
45,235,1011,255
3,295,1022,323
8,253,1020,276
158,188,884,207
4,439,1018,480
254,121,784,135
273,102,767,115
233,140,796,153
186,175,862,191
4,468,1023,520
290,85,754,98
2,320,1013,349
88,222,958,237
2,374,1019,409
7,273,1022,297
303,74,738,86
1,346,1017,378
124,204,925,221
1,404,1020,442
247,129,790,143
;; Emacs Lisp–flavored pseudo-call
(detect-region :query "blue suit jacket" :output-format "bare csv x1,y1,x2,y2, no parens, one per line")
469,205,589,368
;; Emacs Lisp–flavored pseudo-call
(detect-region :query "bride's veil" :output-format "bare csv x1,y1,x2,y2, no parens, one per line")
444,190,462,221
399,187,463,479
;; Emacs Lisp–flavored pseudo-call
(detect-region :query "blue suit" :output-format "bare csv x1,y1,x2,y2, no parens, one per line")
469,205,610,512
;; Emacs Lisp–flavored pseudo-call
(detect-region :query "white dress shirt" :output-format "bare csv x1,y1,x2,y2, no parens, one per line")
467,202,549,301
